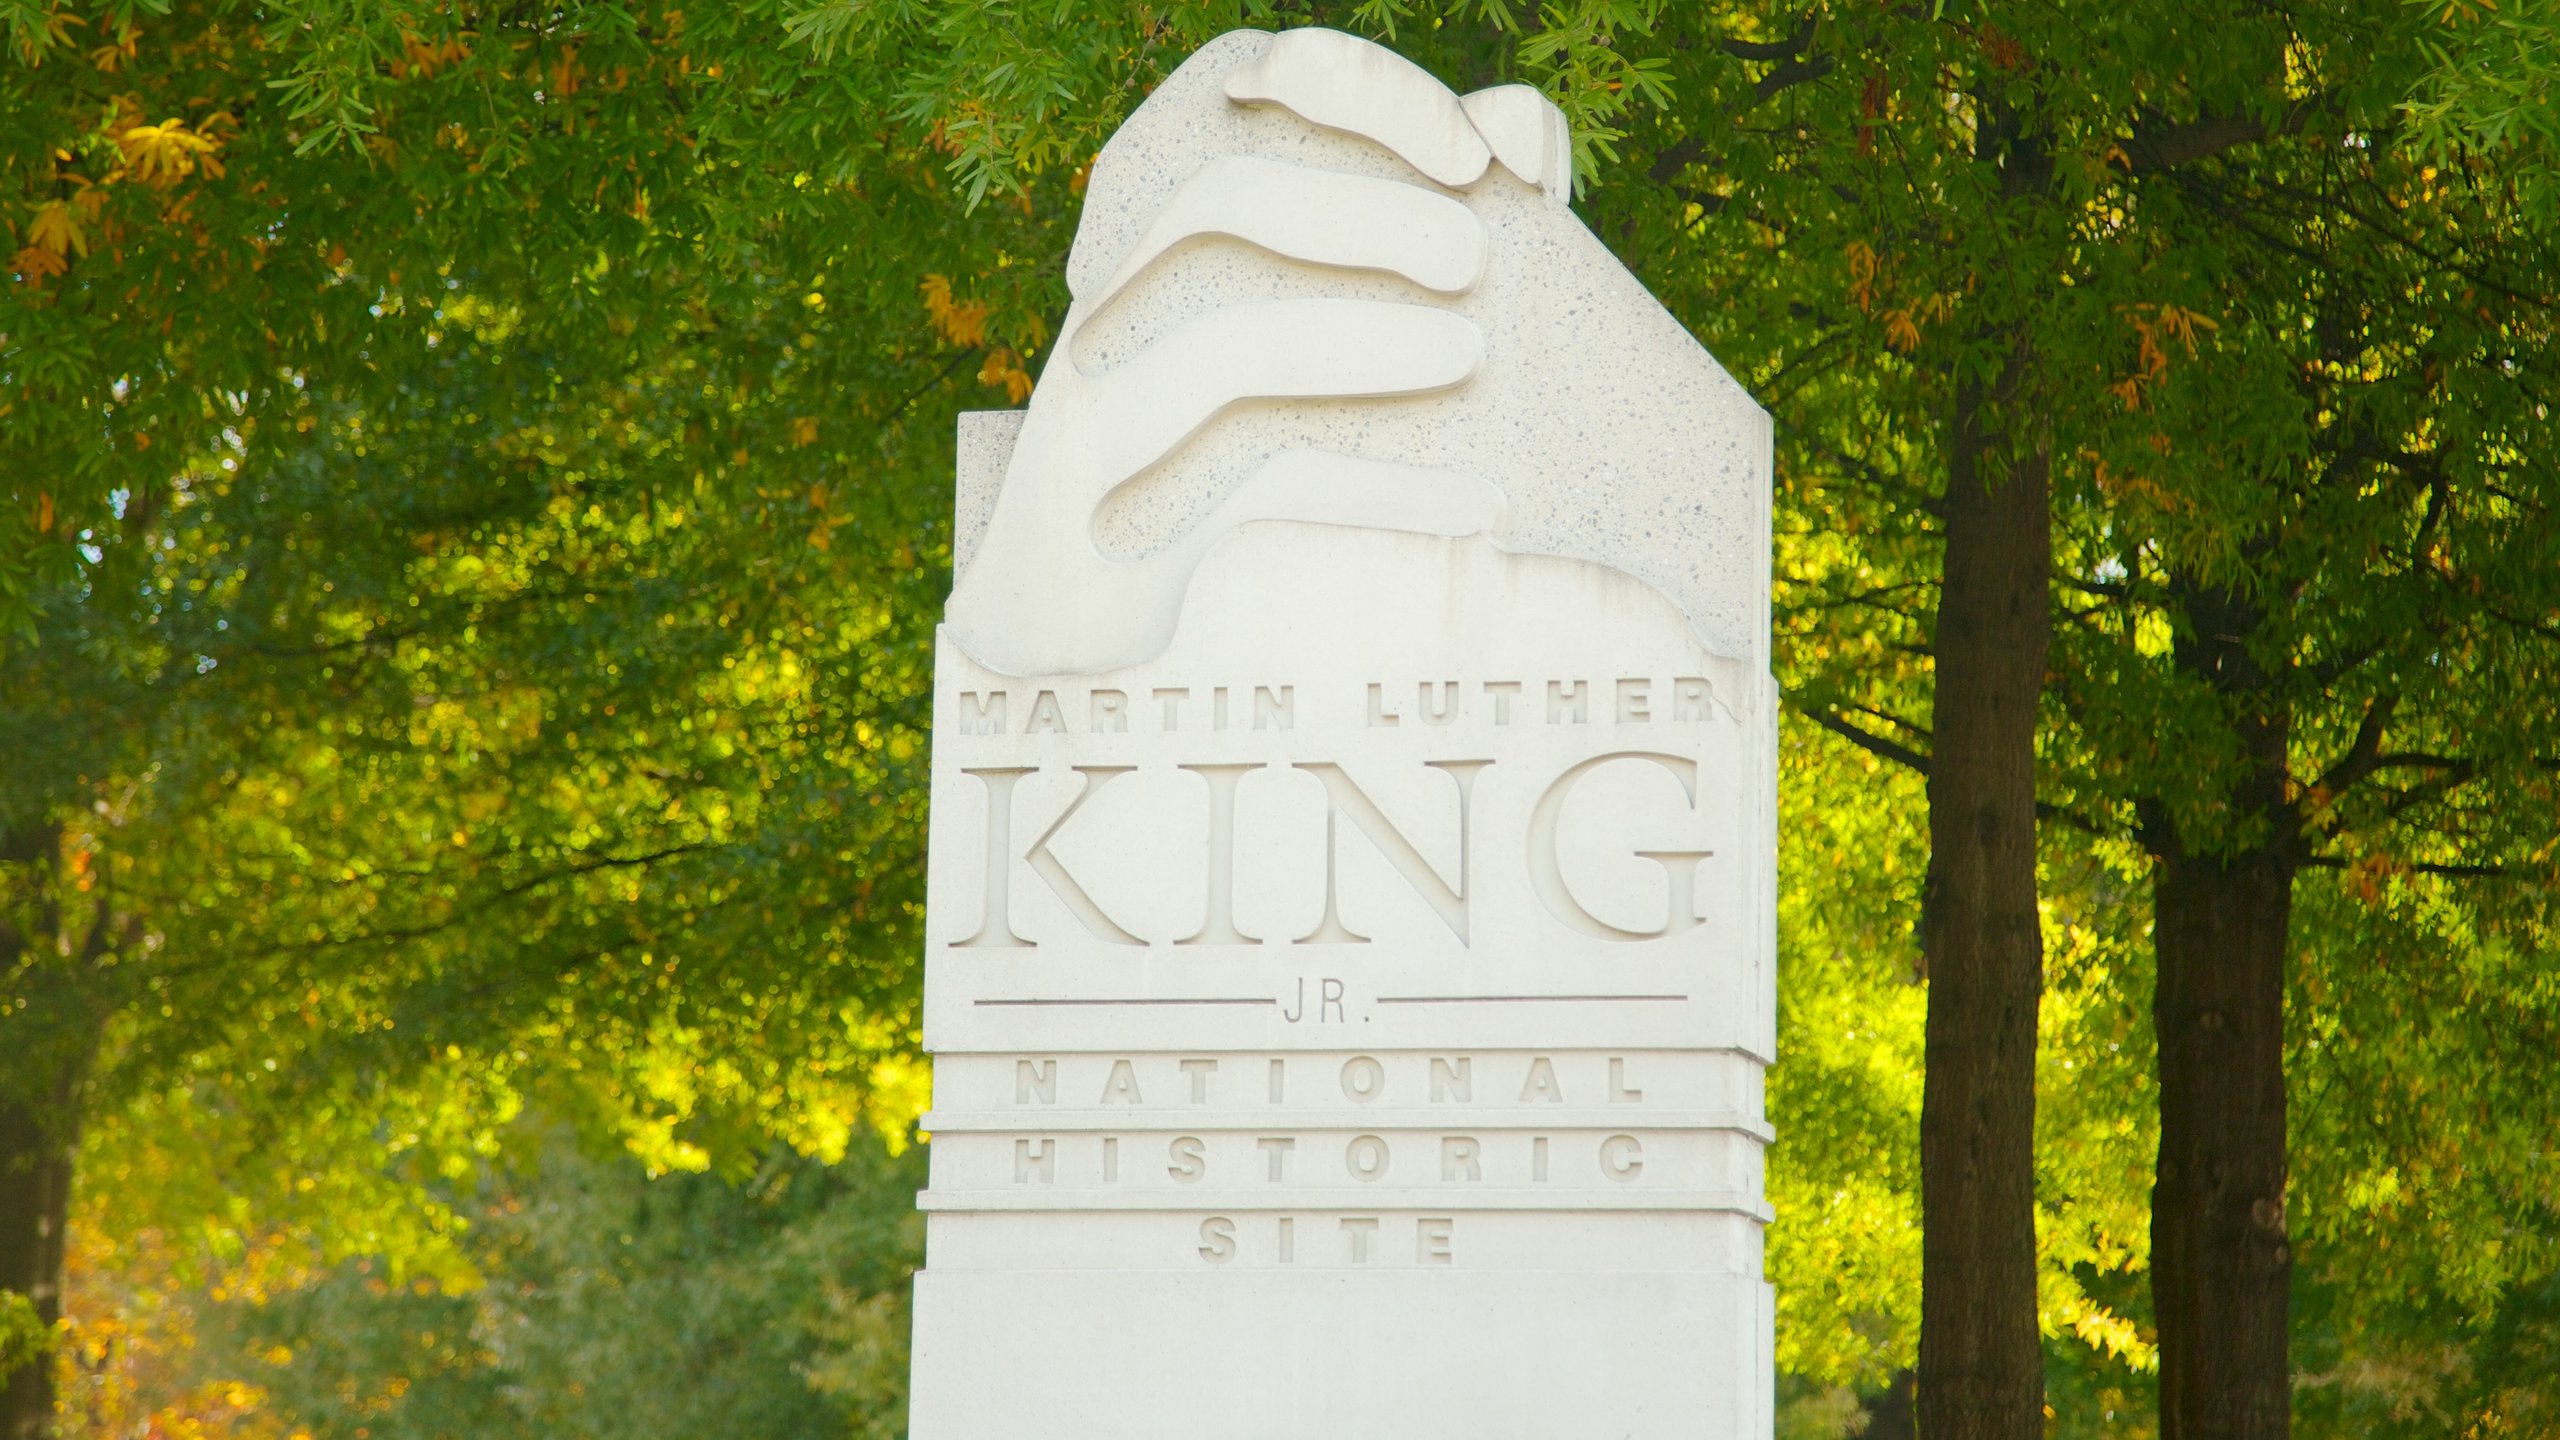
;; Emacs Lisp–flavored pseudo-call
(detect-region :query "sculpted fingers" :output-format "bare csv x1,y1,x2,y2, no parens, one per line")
1223,30,1575,198
1084,156,1488,312
1224,28,1492,188
1458,85,1573,198
1078,298,1482,484
944,28,1593,676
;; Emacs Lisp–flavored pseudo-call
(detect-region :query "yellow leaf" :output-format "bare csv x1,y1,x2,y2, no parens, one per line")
116,116,223,187
978,347,1033,404
12,243,68,281
920,272,990,348
26,199,84,257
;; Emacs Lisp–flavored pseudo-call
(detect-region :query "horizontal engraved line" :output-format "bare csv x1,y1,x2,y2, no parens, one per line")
920,1108,1772,1139
924,1045,1773,1060
973,997,1279,1008
1374,993,1689,1004
917,1187,1774,1219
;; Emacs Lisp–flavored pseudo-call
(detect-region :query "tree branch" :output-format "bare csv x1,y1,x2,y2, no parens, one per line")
1752,53,1838,108
2120,96,2328,174
1720,15,1817,63
1719,14,1832,110
2300,854,2508,879
2311,692,2399,799
1799,704,1931,775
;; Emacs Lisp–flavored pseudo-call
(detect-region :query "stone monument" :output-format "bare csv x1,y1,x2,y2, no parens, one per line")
910,27,1774,1437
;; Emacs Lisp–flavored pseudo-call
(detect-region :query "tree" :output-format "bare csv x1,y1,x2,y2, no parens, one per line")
1633,2,2560,1433
2049,48,2560,1432
2,3,1071,1427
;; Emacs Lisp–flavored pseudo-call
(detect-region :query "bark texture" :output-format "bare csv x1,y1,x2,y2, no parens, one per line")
0,1078,77,1440
1,821,80,1440
2148,579,2296,1440
2152,849,2294,1440
1916,369,2051,1440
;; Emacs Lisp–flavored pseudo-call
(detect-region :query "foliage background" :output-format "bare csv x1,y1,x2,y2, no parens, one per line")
5,0,2556,1436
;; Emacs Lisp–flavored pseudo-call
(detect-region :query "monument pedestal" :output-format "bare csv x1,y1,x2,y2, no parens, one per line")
913,1270,1773,1437
913,527,1774,1436
909,24,1775,1434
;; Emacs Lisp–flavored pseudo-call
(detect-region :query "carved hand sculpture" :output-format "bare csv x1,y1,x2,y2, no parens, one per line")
944,28,1766,678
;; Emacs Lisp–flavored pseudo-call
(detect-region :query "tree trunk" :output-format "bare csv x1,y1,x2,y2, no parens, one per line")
1916,367,2051,1440
1,820,81,1440
2147,574,2297,1440
1863,1368,1918,1440
2151,848,2293,1440
0,1074,78,1440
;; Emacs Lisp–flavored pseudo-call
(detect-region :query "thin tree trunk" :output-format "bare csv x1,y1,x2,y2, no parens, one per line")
2149,577,2296,1440
2151,848,2293,1440
1,820,82,1440
1916,365,2051,1440
1863,1368,1918,1440
0,1074,78,1440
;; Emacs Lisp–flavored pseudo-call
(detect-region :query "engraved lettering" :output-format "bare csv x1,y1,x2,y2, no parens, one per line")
1014,1138,1055,1183
1214,685,1230,731
957,690,1006,735
1483,680,1521,724
1152,686,1188,729
1610,1057,1643,1102
1520,1057,1563,1103
1026,689,1067,733
1258,1136,1297,1181
1102,1136,1120,1182
957,765,1146,947
1546,680,1588,723
1090,688,1129,732
1533,1135,1551,1181
1178,764,1264,946
955,767,1035,948
1199,1216,1237,1262
1417,1217,1454,1265
1429,1056,1472,1103
1615,677,1650,722
1321,976,1346,1023
1527,751,1711,941
1632,846,1713,939
1366,682,1401,727
1277,1216,1295,1264
1601,1134,1645,1180
1180,1058,1219,1102
1418,680,1459,725
1016,1058,1057,1105
1673,676,1710,721
1281,977,1304,1023
1101,1058,1143,1105
1268,1057,1286,1101
1441,1136,1482,1181
1340,1055,1385,1101
1346,1134,1390,1181
1295,760,1489,945
1341,1217,1380,1264
1168,1135,1207,1182
1253,685,1295,730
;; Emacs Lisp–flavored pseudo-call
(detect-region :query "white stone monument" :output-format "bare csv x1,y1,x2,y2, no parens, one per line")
910,28,1774,1437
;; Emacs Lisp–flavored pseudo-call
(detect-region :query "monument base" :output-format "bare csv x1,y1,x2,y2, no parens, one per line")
909,1268,1774,1438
